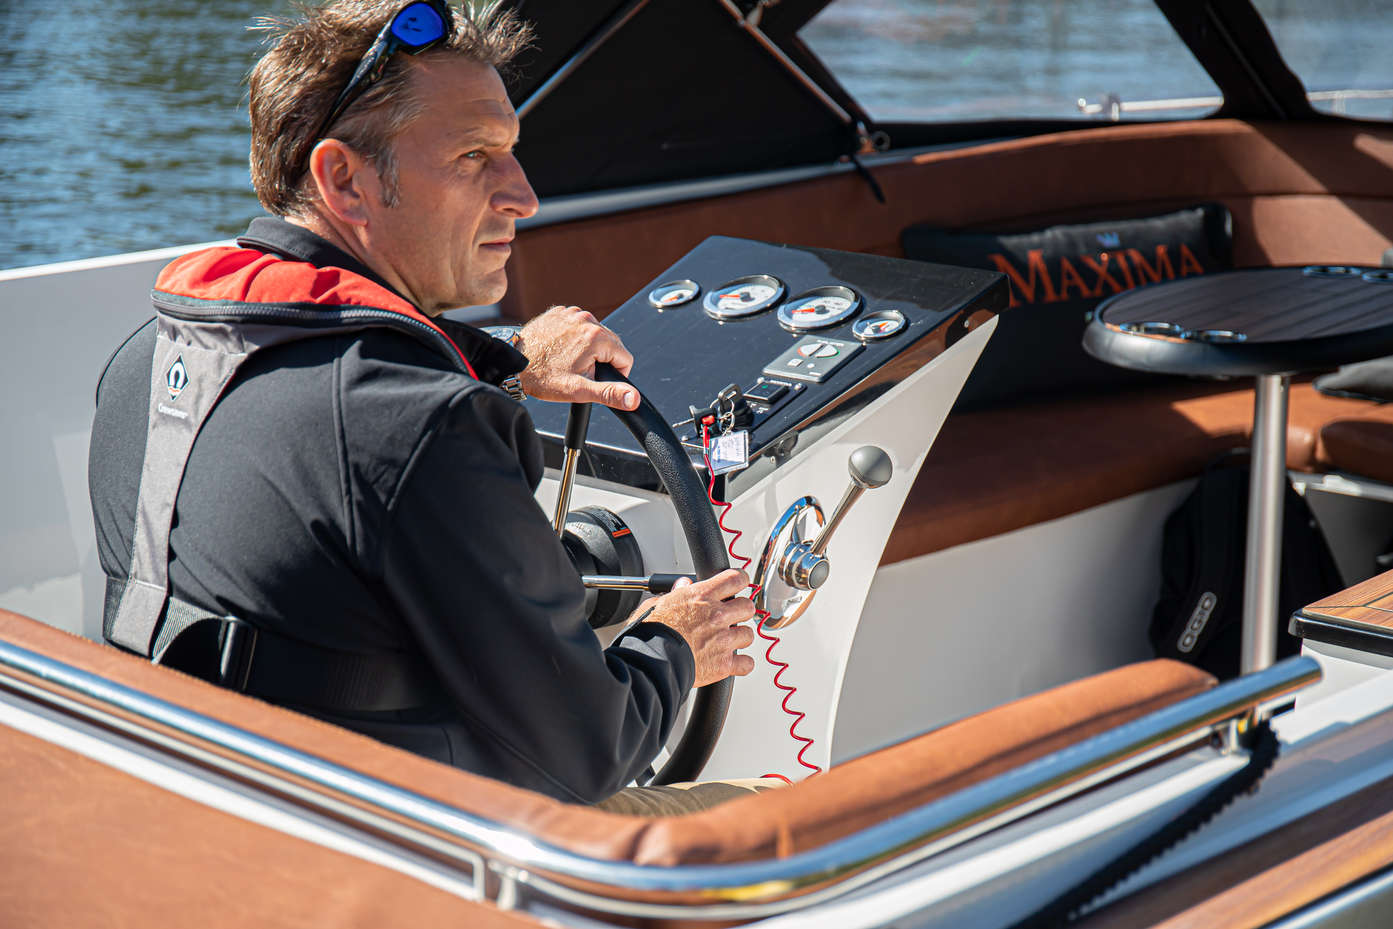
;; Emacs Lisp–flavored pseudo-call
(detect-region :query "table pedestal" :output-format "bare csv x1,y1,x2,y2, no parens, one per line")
1242,373,1290,678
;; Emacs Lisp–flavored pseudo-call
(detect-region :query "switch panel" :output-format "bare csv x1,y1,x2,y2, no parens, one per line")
763,336,862,384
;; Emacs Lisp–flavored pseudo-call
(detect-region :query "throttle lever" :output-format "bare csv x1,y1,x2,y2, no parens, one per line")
756,445,893,630
809,446,893,557
553,402,592,536
779,446,892,591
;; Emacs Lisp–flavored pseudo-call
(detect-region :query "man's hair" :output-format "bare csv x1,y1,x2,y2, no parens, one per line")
248,0,532,216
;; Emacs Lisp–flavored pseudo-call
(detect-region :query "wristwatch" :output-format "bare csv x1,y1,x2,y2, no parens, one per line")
482,325,527,401
481,324,523,348
499,373,525,402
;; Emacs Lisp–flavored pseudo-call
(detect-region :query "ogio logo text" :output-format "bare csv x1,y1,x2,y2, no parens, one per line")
1177,592,1218,654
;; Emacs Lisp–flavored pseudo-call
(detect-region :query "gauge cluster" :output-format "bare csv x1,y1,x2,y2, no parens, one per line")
523,235,1007,494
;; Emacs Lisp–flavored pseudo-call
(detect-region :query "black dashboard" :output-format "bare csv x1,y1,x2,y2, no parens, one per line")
522,235,1007,495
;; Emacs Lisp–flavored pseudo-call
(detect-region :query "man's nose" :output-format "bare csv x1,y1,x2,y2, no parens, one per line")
493,154,539,219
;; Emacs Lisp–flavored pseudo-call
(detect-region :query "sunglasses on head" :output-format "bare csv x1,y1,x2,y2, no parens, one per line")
305,0,454,165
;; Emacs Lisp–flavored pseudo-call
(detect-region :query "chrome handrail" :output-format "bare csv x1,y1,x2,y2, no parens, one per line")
0,637,1318,919
1077,88,1393,120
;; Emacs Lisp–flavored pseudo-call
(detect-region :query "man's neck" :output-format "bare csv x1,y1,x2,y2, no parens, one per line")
286,211,429,313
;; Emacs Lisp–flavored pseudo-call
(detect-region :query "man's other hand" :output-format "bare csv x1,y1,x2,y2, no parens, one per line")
515,305,639,410
636,569,757,687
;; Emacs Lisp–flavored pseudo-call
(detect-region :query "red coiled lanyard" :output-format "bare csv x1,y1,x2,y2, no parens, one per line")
700,421,822,779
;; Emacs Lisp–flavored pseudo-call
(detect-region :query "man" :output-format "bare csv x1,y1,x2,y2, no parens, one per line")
88,0,758,810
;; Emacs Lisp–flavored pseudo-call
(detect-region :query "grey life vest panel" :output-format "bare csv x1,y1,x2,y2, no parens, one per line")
107,315,348,658
104,260,477,707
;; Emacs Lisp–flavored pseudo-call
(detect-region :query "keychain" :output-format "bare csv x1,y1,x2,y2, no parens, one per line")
704,384,750,476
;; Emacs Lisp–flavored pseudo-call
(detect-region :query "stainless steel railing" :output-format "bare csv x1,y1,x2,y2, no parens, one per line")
1077,88,1393,120
0,636,1318,920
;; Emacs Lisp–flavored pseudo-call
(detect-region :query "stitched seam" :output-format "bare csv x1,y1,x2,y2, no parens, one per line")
331,343,358,565
95,317,155,407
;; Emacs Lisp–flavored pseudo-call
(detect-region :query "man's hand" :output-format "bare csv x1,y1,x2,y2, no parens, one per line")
515,305,640,410
635,569,757,687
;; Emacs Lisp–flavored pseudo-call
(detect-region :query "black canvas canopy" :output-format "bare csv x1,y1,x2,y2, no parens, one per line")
503,0,1323,198
505,0,861,198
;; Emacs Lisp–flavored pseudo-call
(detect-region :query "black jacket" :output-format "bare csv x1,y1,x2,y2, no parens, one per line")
88,217,694,803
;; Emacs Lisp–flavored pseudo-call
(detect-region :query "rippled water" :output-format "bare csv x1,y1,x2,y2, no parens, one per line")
0,0,289,270
1,1,1386,271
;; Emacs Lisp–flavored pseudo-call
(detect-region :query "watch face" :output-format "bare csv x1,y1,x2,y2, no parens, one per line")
482,324,523,348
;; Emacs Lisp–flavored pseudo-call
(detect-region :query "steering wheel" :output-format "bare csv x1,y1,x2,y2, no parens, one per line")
585,363,732,785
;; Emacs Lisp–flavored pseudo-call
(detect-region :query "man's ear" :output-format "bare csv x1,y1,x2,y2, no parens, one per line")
306,139,377,227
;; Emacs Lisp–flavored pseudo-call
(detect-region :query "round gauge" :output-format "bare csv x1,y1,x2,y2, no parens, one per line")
481,324,523,348
703,274,785,320
851,309,908,342
777,285,862,332
648,279,701,309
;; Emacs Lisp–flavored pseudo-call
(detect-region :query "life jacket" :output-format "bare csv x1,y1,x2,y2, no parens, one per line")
103,246,478,709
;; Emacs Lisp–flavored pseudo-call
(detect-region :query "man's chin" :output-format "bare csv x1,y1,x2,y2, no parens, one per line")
451,277,508,312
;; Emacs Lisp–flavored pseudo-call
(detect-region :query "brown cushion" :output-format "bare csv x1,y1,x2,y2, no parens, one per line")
884,381,1392,564
0,610,1212,872
1318,415,1393,484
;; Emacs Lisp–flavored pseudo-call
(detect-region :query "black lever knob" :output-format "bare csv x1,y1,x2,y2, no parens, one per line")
563,402,593,451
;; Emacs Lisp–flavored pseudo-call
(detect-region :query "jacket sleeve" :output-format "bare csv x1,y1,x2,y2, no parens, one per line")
378,385,695,803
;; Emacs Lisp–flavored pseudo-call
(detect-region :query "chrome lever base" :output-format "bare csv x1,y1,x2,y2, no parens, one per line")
754,496,825,630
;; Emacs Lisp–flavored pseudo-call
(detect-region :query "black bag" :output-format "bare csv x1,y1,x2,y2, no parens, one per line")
1150,454,1343,679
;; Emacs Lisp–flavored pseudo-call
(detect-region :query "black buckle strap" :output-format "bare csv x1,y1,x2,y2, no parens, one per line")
216,617,259,692
104,577,438,713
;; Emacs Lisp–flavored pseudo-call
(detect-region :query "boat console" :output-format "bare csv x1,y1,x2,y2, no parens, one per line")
520,235,1007,496
516,235,1008,779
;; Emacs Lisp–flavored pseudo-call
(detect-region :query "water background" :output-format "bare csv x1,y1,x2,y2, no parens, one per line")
1,0,1388,271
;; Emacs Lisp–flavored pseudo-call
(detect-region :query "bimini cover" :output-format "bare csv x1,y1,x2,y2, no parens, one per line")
505,0,856,197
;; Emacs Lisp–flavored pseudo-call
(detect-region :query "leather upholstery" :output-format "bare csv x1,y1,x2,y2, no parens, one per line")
883,381,1393,564
1318,418,1393,485
0,690,543,926
502,120,1393,322
0,609,1211,875
498,116,1393,564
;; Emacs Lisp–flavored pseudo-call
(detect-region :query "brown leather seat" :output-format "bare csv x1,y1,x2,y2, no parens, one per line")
0,608,1212,875
884,381,1393,564
1318,416,1393,485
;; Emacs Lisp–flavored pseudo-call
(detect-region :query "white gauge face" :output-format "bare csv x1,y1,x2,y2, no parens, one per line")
703,275,785,319
852,310,908,341
716,285,777,311
777,286,862,331
648,279,700,309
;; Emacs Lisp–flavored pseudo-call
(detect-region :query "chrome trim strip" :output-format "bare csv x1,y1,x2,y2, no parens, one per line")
0,638,1318,918
516,0,649,120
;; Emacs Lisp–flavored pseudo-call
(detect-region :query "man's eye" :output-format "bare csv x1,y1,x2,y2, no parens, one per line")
462,150,485,161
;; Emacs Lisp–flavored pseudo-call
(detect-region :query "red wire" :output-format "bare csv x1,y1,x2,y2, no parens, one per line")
700,423,823,778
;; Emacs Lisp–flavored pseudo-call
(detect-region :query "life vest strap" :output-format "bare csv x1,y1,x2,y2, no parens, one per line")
104,578,440,713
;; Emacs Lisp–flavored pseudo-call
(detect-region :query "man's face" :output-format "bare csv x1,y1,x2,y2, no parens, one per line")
361,57,538,314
